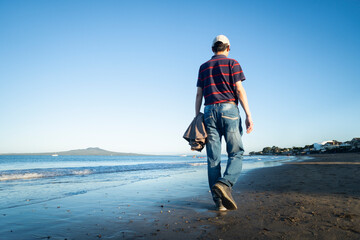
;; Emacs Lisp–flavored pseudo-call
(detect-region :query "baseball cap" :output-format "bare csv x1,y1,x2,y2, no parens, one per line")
212,35,230,47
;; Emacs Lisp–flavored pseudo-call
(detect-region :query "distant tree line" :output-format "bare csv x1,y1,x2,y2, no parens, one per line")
250,138,360,156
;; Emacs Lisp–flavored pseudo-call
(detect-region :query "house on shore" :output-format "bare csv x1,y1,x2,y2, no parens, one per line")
249,137,360,156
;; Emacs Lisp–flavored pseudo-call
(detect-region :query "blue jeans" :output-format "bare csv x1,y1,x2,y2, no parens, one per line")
204,103,244,194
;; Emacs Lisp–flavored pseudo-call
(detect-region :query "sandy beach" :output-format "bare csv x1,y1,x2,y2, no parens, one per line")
133,153,360,240
1,153,359,239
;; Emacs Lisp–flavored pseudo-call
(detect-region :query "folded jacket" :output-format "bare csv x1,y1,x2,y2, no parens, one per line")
183,113,207,152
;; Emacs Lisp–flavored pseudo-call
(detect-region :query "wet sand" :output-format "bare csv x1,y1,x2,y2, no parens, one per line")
2,153,359,239
136,153,360,239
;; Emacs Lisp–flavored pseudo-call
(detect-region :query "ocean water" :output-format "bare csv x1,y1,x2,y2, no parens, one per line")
0,154,294,211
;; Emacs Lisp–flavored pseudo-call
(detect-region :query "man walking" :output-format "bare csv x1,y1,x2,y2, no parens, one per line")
195,35,253,211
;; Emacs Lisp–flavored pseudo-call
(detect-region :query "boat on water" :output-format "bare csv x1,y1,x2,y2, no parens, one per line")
51,154,58,157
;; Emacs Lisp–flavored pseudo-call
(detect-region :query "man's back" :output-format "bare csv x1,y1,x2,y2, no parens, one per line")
197,55,245,106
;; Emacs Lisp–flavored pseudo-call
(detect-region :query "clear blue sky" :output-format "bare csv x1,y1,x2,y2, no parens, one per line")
0,0,359,154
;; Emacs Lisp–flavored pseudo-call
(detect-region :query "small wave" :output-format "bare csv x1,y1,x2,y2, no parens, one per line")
72,170,92,175
0,173,44,181
0,162,191,182
188,162,207,166
64,190,87,196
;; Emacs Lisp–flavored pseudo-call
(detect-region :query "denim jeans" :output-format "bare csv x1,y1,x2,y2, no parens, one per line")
204,103,244,194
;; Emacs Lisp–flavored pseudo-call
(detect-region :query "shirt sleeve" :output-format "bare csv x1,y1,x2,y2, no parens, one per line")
196,66,204,88
232,60,246,83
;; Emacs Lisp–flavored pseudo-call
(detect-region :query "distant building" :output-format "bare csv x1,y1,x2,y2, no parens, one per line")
249,137,359,156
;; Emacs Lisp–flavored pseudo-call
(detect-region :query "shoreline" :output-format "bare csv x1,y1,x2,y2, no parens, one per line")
131,153,360,239
2,153,359,239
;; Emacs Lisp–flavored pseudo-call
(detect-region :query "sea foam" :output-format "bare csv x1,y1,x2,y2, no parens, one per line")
0,173,44,181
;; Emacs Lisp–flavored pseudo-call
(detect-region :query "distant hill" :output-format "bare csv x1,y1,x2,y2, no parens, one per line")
0,147,147,156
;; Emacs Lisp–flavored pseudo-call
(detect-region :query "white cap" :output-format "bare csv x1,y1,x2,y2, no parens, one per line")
212,35,230,47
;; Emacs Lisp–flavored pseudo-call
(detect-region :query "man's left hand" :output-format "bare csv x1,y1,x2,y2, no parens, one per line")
245,116,253,134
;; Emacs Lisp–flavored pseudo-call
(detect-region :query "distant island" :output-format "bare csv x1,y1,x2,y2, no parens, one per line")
250,138,360,156
0,147,147,156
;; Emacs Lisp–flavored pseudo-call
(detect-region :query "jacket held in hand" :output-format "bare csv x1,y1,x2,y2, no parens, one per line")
183,113,207,152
